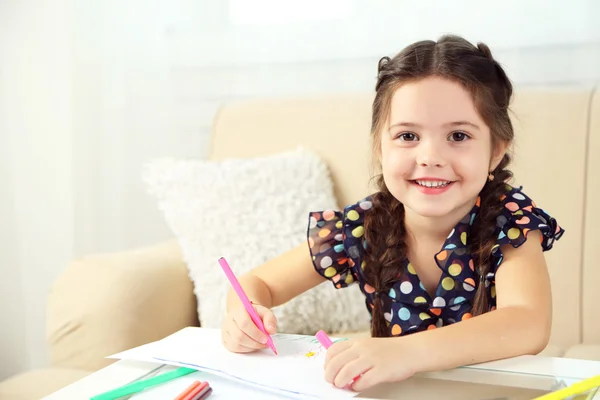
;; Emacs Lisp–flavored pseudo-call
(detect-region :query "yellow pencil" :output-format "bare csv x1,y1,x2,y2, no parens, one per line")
532,374,600,400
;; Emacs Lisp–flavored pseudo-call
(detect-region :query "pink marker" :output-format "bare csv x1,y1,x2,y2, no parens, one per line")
316,330,360,386
219,257,277,355
316,330,334,349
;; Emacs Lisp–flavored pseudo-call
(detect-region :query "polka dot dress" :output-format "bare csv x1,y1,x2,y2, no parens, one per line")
307,184,565,336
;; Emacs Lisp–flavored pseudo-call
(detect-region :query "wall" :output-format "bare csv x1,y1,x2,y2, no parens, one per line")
172,0,600,66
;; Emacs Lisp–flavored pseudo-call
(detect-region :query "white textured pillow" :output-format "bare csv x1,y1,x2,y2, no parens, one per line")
143,147,370,335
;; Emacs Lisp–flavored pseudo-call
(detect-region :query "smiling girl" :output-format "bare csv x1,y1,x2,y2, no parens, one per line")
221,34,564,392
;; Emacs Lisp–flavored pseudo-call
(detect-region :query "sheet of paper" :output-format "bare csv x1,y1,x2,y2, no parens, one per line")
110,327,356,399
130,369,314,399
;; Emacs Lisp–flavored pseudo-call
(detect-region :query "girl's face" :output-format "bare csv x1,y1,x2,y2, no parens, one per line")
380,76,504,221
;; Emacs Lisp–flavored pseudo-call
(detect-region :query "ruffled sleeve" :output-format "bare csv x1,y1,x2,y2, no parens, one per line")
493,186,565,259
307,209,356,289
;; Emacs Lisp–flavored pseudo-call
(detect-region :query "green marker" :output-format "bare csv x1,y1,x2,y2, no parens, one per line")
90,367,197,400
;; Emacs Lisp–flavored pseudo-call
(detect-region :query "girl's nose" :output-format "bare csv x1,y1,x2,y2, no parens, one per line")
416,141,447,168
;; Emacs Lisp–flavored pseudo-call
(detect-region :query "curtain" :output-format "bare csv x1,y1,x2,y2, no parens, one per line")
0,0,186,377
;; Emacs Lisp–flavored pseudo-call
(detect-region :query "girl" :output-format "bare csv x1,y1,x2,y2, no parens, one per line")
221,34,564,392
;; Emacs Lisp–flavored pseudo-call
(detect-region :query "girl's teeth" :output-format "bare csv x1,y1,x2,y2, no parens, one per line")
416,180,450,188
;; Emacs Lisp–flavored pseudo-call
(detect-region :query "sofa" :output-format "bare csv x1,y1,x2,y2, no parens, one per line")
2,85,600,400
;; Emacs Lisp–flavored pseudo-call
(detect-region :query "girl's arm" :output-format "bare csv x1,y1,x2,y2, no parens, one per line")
406,229,552,372
226,240,326,311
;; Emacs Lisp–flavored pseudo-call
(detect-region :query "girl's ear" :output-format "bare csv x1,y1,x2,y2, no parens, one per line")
490,140,509,171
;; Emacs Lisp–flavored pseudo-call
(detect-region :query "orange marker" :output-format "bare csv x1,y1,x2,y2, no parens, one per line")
182,381,211,400
173,381,201,400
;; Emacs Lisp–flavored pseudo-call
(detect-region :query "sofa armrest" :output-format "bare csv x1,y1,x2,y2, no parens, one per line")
46,240,199,371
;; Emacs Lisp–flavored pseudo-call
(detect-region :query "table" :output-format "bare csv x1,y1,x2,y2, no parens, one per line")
43,355,600,399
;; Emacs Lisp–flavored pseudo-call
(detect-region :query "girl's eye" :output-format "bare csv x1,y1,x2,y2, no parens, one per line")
449,131,469,142
397,132,418,141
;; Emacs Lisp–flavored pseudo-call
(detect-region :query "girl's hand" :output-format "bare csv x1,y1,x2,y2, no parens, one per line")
323,337,416,392
221,303,278,353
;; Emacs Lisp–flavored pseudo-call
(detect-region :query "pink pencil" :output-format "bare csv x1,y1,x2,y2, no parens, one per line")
218,257,277,355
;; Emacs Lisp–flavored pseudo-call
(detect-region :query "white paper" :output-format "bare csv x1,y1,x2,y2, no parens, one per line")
110,327,356,399
130,369,314,399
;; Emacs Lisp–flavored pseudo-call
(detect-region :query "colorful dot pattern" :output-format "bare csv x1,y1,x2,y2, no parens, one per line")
306,185,565,337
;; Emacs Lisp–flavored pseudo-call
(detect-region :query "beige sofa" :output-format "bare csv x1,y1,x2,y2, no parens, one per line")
2,85,600,399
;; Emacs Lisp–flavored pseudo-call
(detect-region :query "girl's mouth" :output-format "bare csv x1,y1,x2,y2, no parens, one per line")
414,180,452,188
411,179,455,194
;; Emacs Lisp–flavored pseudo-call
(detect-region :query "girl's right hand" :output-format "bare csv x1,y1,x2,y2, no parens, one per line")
221,303,278,353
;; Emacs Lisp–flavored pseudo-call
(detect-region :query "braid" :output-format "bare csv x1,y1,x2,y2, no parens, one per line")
470,154,513,316
469,44,515,313
362,175,407,337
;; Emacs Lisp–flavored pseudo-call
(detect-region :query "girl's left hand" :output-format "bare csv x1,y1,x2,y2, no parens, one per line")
323,337,416,392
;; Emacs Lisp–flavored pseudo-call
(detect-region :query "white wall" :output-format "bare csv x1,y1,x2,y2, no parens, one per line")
172,0,600,66
1,0,600,381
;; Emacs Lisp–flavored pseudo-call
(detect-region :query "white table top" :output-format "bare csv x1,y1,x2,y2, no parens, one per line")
43,355,600,400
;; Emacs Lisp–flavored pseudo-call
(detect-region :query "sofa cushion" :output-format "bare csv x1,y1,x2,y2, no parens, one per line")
563,344,600,362
508,88,592,350
0,368,90,400
47,240,199,371
583,89,600,344
143,148,371,335
537,344,564,358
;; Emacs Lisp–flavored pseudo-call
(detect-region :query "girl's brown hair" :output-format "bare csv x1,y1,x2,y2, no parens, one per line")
363,34,515,337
